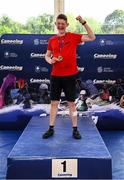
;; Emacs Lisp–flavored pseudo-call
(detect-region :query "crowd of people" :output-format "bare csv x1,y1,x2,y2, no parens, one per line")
1,76,124,111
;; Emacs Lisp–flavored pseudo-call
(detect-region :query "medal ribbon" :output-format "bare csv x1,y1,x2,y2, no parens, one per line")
58,34,66,54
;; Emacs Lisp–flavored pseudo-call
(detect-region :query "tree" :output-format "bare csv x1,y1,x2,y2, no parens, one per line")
66,13,77,32
76,17,102,34
0,26,12,34
0,15,13,34
1,11,124,35
102,9,124,34
0,15,28,35
66,13,102,34
25,14,54,34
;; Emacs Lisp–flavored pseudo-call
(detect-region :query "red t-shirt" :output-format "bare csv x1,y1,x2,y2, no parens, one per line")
47,32,82,76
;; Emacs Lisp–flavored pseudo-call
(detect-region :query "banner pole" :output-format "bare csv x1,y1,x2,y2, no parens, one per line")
54,0,65,33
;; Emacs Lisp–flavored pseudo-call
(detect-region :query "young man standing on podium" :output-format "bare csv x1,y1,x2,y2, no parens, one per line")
43,14,95,139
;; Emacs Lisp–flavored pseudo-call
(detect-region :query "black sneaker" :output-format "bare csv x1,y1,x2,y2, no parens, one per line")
42,129,54,139
73,130,81,139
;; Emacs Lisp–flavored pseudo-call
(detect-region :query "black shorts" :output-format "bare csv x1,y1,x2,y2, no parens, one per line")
50,74,77,102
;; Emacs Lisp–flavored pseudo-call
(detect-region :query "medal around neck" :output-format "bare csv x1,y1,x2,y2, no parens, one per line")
58,55,63,61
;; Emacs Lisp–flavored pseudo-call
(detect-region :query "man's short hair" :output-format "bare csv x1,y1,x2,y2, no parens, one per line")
56,14,67,22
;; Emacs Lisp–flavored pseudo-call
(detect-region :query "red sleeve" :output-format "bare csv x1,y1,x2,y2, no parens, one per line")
47,39,52,51
72,33,83,44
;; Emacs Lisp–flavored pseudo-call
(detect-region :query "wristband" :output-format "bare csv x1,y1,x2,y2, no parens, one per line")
81,21,86,25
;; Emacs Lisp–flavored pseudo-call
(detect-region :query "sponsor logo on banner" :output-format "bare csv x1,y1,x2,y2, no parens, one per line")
41,67,49,72
94,53,117,60
80,42,85,45
35,66,49,73
34,39,39,45
30,53,45,59
30,78,50,84
93,79,116,84
35,66,41,73
76,54,81,59
1,39,23,45
0,65,23,71
4,51,18,59
99,39,114,46
78,67,85,72
97,66,114,73
4,51,9,58
34,39,48,45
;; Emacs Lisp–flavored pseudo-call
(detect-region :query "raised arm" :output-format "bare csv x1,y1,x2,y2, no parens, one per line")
76,15,96,42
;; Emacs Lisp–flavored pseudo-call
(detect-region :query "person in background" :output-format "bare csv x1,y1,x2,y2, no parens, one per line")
100,83,110,101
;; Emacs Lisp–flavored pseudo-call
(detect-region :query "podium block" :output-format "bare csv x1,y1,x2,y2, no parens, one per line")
6,116,112,179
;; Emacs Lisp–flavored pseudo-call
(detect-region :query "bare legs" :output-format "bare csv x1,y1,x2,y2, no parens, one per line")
68,101,77,127
49,101,59,126
43,100,81,139
49,101,77,127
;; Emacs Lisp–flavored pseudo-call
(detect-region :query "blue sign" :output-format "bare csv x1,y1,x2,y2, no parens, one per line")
0,34,124,85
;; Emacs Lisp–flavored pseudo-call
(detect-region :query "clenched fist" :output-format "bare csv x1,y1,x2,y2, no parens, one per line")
76,15,86,24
